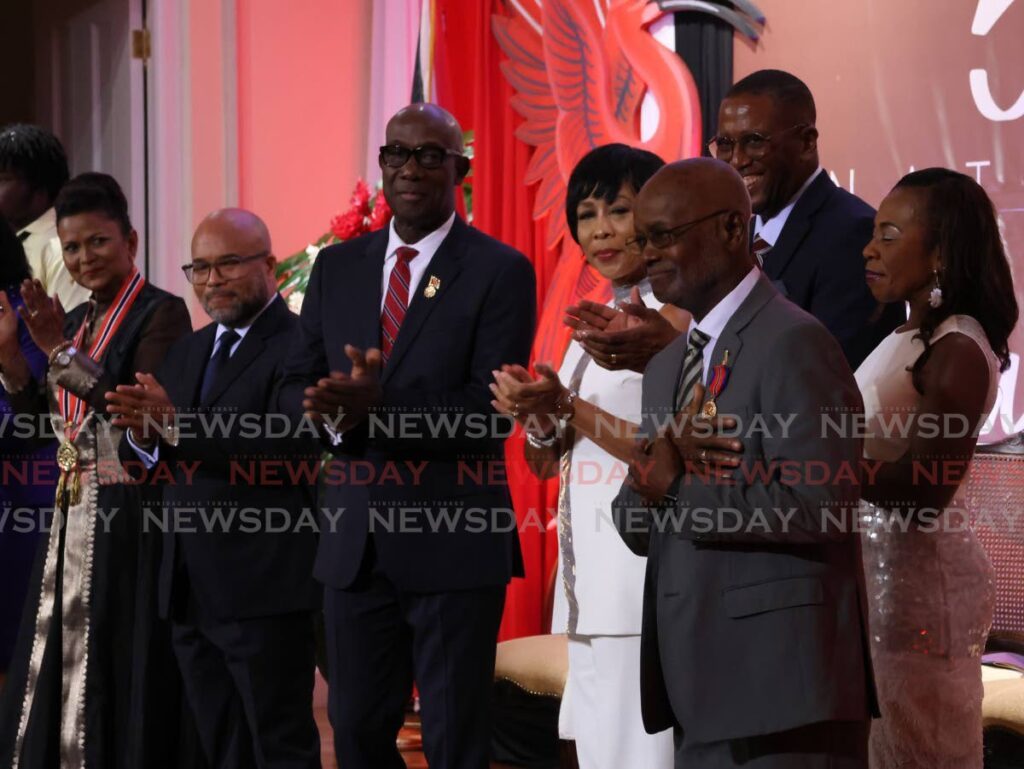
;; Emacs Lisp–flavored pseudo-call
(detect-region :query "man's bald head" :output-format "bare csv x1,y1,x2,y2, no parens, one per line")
380,103,470,244
190,207,277,327
635,158,755,319
193,207,272,254
386,103,464,152
641,158,751,224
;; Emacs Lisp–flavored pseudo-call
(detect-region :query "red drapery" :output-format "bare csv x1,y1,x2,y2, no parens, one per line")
433,0,563,641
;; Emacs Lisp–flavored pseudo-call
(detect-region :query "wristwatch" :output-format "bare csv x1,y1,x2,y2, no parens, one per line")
55,345,77,367
48,342,76,368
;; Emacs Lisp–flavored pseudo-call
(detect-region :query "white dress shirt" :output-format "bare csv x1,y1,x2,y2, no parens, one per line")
752,166,824,247
689,267,761,383
18,207,91,311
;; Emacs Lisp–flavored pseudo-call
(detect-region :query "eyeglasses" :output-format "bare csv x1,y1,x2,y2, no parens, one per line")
707,124,808,161
625,210,731,253
182,251,269,285
379,144,463,170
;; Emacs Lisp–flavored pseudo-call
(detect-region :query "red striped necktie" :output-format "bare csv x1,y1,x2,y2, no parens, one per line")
381,246,418,362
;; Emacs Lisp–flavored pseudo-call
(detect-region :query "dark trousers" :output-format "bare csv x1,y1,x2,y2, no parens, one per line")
676,719,870,768
172,606,320,769
324,541,506,769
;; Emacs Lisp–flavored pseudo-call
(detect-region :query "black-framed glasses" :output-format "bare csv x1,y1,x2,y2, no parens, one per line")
707,124,809,161
379,144,463,170
625,209,731,253
182,251,269,285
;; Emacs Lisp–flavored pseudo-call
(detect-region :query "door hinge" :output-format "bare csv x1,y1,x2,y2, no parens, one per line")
132,28,151,61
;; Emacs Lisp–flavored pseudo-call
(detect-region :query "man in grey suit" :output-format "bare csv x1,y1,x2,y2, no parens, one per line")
611,158,875,767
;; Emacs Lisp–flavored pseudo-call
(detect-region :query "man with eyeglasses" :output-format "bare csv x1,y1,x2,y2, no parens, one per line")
712,68,904,368
278,103,536,769
570,70,902,374
610,157,875,768
112,208,322,769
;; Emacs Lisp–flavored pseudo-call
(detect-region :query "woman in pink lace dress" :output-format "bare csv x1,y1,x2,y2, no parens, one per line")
855,168,1018,767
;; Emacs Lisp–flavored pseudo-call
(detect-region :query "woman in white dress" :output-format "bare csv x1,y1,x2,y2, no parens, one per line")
855,168,1018,768
490,144,688,769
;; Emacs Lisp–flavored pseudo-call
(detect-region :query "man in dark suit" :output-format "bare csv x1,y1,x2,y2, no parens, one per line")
712,68,904,369
567,69,902,374
278,104,536,769
612,158,875,767
109,208,321,769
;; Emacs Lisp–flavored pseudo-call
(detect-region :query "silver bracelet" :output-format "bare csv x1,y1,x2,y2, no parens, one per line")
525,430,559,449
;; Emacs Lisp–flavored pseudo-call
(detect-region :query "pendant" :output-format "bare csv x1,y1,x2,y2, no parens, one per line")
702,400,718,418
56,441,81,507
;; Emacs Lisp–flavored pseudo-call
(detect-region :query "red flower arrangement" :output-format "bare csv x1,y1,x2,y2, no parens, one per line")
277,180,393,309
329,180,392,240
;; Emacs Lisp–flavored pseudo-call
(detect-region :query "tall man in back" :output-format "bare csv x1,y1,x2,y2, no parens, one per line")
110,208,321,769
712,69,904,368
279,103,536,769
612,158,875,767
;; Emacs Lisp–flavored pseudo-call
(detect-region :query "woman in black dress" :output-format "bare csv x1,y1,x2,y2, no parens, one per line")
0,173,196,769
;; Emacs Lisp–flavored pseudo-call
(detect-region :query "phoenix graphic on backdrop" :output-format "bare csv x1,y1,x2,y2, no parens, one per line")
494,0,765,366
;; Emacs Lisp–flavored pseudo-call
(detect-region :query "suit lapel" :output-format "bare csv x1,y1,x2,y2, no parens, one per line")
763,171,835,279
348,232,388,356
661,334,691,415
184,324,216,408
704,275,777,393
381,218,466,383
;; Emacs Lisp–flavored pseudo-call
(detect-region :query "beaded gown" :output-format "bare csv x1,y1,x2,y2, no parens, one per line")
854,315,998,768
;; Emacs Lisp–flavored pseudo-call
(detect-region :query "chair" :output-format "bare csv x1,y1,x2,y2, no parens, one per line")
491,537,576,769
964,435,1024,767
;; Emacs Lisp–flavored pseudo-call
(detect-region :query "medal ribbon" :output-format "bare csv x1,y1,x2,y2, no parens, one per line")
706,351,731,404
57,269,146,442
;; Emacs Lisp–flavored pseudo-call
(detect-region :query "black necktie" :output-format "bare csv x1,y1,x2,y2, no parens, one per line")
199,329,240,404
752,235,772,269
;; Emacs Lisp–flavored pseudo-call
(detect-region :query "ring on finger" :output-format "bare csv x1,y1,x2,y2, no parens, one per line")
610,353,617,364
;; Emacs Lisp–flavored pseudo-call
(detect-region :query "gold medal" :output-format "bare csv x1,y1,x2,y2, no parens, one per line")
57,440,78,472
56,441,81,507
702,350,730,420
424,275,441,298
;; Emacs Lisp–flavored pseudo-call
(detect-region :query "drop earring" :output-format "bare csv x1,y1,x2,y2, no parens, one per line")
928,268,943,309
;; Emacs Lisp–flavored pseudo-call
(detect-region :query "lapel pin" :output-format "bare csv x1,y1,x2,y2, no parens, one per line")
424,275,441,299
703,350,731,418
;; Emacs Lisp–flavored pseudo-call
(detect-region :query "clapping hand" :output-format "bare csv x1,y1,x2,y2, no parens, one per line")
565,286,681,372
18,279,67,357
303,344,383,432
105,372,176,449
489,363,566,437
664,382,743,481
625,382,744,501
